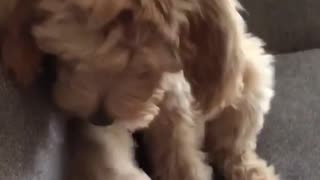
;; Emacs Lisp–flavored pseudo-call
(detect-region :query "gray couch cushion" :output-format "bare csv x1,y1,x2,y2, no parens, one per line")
0,74,65,180
241,0,320,53
258,49,320,180
1,0,319,54
0,49,319,180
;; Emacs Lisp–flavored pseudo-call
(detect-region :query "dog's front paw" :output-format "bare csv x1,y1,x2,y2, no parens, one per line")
227,163,279,180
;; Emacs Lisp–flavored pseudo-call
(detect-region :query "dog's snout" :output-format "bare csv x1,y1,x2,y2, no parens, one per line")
89,105,114,126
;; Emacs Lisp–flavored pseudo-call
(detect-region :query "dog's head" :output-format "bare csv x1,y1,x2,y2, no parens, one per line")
28,0,182,129
1,0,244,128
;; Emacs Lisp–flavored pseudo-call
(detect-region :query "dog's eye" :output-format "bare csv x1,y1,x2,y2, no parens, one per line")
117,9,134,25
101,9,134,37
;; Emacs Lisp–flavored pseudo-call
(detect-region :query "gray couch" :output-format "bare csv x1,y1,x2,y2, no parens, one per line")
0,1,319,180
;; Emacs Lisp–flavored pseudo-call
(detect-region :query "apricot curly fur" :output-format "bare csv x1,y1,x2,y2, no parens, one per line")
0,0,279,180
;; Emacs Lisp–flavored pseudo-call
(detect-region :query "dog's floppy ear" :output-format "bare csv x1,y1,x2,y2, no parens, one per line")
180,0,244,111
1,0,44,87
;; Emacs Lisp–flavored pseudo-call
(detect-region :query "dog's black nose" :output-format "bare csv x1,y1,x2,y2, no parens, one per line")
89,106,114,126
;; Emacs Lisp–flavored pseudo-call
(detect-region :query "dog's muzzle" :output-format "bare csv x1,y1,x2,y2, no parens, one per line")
89,106,114,126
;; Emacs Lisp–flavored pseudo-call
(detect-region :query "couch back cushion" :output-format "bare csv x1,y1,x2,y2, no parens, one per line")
241,0,320,53
1,0,319,53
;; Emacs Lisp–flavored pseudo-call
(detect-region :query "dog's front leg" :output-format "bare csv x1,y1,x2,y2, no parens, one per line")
66,123,150,180
143,72,212,180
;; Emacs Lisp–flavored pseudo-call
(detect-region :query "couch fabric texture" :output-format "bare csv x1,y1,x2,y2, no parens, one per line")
241,0,320,53
1,0,320,180
258,49,320,180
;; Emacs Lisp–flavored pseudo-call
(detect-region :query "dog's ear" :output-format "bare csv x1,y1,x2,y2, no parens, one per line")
1,0,44,87
180,1,244,111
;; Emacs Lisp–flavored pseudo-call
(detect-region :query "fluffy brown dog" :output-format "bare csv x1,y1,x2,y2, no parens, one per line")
1,0,279,180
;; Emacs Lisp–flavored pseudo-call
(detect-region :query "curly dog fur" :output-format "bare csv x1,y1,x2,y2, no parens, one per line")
1,0,279,180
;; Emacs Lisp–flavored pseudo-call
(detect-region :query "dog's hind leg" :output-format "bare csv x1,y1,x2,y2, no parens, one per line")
205,105,279,180
204,36,279,180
